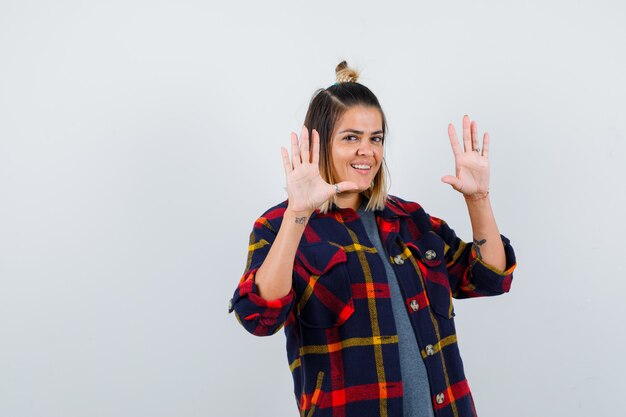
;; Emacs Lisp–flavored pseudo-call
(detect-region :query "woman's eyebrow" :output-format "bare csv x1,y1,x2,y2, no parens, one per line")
337,129,384,135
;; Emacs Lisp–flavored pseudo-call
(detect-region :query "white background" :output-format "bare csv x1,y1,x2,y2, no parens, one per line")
1,1,625,416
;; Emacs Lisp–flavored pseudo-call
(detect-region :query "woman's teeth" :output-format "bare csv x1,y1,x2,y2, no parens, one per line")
351,164,371,170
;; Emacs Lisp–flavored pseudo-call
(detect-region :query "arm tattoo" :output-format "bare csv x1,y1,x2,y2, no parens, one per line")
295,216,307,225
473,238,486,259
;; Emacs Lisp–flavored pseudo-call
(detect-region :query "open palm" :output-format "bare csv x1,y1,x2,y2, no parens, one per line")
442,115,490,197
281,127,358,214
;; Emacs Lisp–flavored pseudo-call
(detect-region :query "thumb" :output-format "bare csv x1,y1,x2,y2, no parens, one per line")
441,175,462,192
334,181,360,193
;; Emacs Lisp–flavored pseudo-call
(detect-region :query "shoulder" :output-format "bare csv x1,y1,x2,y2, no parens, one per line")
257,200,289,219
385,195,425,216
385,195,438,231
251,200,289,232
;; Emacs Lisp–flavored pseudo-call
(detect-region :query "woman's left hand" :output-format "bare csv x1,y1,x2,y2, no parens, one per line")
441,114,490,198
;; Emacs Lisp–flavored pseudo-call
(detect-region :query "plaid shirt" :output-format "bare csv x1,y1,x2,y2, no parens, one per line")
229,196,516,417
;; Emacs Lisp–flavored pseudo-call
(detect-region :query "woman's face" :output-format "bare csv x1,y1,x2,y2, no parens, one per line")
330,105,384,208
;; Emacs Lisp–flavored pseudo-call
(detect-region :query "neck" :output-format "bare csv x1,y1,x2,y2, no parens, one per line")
335,192,362,211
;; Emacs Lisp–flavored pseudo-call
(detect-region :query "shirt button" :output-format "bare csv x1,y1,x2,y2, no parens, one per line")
436,393,445,404
410,300,419,311
393,255,404,265
425,345,435,356
425,250,437,260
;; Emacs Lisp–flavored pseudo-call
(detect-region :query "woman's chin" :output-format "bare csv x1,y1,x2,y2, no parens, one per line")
338,179,374,194
346,185,370,194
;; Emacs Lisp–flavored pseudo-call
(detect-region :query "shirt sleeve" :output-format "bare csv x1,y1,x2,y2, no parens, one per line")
228,214,295,336
430,215,517,299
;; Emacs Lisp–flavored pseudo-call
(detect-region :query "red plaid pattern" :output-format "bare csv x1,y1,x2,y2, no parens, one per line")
230,196,516,416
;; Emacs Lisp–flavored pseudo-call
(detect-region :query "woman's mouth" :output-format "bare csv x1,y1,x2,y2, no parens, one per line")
351,164,371,171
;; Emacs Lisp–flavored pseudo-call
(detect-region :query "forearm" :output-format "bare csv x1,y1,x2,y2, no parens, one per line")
465,196,506,271
254,208,310,301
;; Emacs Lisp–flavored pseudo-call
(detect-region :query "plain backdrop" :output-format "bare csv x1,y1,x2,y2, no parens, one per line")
1,1,625,416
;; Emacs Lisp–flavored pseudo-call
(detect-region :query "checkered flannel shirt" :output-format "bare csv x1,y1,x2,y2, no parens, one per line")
229,195,517,417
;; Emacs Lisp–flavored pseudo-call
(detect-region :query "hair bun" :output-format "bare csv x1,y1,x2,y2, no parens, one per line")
335,61,360,83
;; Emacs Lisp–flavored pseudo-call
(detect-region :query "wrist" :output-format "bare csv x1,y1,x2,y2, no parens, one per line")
285,207,314,222
464,191,489,201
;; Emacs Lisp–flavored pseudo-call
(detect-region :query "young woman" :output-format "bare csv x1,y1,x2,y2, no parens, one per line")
229,61,517,417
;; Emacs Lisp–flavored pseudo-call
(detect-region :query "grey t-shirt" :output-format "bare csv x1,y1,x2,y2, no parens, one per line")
357,205,435,417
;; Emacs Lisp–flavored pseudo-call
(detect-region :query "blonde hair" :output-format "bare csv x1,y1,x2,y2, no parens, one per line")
304,61,389,213
335,60,360,83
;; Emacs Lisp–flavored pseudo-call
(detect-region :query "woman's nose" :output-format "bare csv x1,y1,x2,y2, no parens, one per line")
357,141,374,157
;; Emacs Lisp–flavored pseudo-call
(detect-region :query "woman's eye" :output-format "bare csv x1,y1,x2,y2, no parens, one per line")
372,136,383,143
344,135,358,142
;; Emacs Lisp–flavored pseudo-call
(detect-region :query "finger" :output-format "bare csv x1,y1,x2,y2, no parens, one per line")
281,147,292,175
482,132,490,158
462,115,471,152
470,120,479,152
300,126,310,163
291,131,301,167
311,129,320,165
447,124,462,156
333,181,360,194
441,175,463,191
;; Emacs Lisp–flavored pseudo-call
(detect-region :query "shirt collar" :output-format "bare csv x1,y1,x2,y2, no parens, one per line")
315,196,410,222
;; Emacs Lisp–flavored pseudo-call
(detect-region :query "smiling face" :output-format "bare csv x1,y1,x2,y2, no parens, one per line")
330,106,384,209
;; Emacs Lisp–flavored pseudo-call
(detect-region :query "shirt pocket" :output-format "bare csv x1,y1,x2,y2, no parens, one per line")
294,242,355,328
407,232,455,319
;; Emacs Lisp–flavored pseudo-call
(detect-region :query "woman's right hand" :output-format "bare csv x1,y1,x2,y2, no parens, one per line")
281,127,358,215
